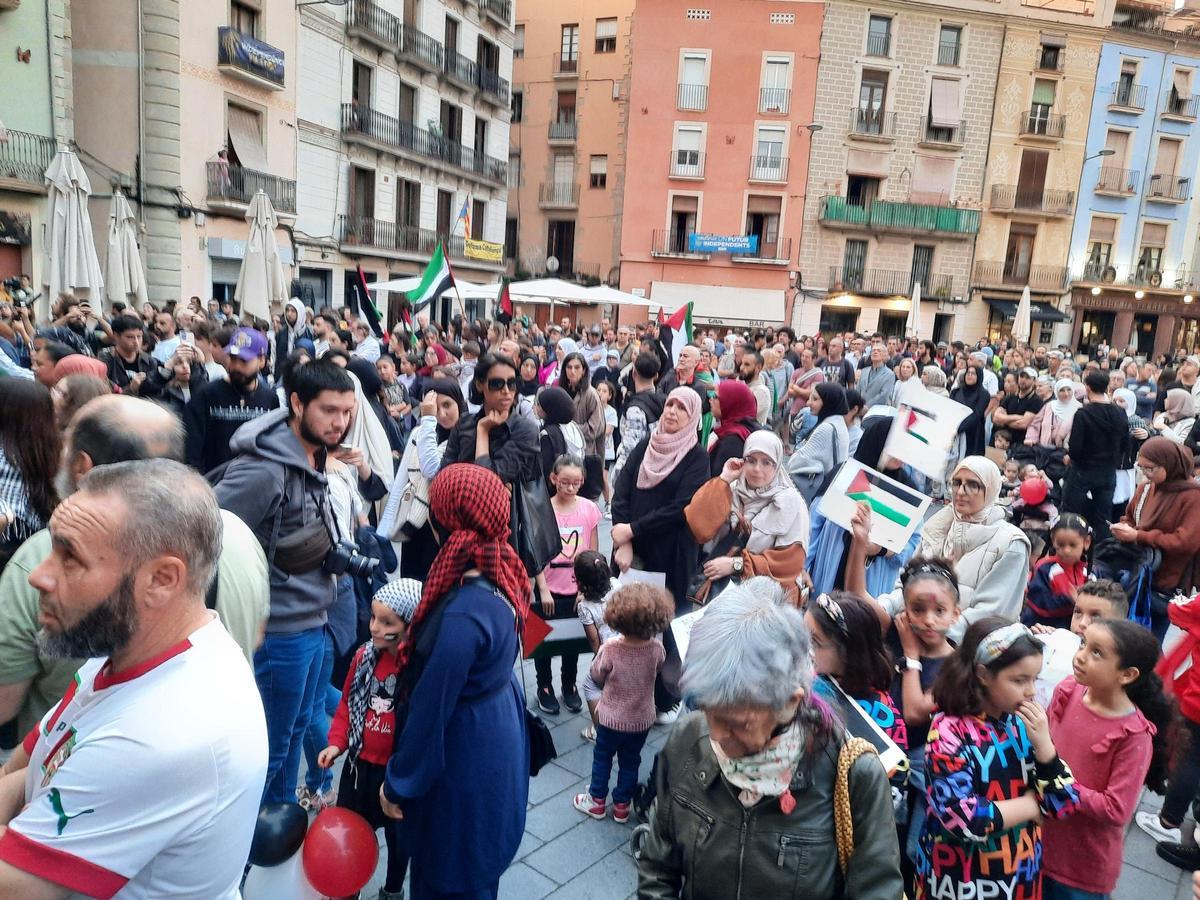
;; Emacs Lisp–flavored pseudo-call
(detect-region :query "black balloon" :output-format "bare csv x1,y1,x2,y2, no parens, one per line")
248,803,309,867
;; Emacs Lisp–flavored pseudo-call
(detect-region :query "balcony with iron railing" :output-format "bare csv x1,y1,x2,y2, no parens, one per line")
476,67,510,105
677,83,708,111
548,119,577,142
937,41,960,67
1020,110,1066,139
1147,173,1190,202
1109,81,1148,110
759,87,790,114
668,150,705,179
1112,4,1169,36
217,26,285,90
990,184,1075,216
553,55,578,76
973,260,1069,292
732,236,792,264
538,182,579,209
651,229,705,257
819,195,980,237
749,154,789,182
829,265,955,298
849,108,898,140
340,104,506,184
920,116,964,147
347,0,443,72
1164,91,1200,119
866,32,890,57
1095,166,1139,195
0,128,55,191
338,215,474,262
478,0,511,27
206,161,296,215
443,46,477,88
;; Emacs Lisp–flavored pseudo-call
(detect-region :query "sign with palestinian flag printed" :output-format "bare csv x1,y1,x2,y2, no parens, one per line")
820,460,931,554
883,384,971,480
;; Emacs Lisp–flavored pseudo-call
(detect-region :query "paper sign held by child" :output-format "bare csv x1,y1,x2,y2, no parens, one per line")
883,385,970,480
820,460,931,554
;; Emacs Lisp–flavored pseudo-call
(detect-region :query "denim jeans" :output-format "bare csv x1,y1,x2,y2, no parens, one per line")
1164,718,1200,825
589,724,649,804
301,630,336,794
254,625,327,804
1043,876,1108,900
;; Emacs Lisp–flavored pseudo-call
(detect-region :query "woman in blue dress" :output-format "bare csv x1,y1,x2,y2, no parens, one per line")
807,414,920,595
381,463,529,899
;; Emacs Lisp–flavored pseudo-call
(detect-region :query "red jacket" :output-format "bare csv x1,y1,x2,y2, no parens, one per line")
1158,595,1200,724
328,645,401,765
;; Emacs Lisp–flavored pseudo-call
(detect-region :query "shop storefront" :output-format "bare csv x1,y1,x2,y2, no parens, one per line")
984,297,1068,346
1068,288,1196,360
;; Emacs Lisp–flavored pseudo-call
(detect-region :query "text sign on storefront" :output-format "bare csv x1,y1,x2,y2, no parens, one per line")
688,233,758,255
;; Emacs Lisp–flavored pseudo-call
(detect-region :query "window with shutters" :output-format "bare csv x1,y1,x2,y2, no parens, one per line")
1138,223,1167,278
1030,80,1056,131
678,53,709,110
226,103,267,173
590,155,608,189
472,200,485,240
595,18,617,53
514,24,524,58
760,57,791,113
1085,217,1116,278
673,125,704,175
436,189,453,236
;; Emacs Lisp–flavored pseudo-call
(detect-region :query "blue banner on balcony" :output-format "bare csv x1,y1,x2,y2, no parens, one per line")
688,233,759,254
218,27,285,87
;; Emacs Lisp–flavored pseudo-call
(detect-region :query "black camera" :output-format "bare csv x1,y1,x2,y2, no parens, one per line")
323,539,379,579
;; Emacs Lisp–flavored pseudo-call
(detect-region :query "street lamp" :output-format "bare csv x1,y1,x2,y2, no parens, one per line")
1083,148,1116,164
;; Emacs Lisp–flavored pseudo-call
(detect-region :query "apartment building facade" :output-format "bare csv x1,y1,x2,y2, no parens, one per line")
619,0,820,330
971,13,1106,347
507,0,633,287
72,0,298,307
1068,8,1200,357
0,0,73,306
294,0,512,319
796,0,1002,343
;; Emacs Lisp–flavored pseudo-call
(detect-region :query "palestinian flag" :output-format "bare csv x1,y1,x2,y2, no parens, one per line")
846,468,922,527
902,406,934,445
405,241,455,314
659,301,693,364
349,265,385,338
495,281,513,325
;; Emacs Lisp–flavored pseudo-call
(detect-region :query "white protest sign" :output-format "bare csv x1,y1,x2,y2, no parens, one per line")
819,460,931,554
882,384,971,480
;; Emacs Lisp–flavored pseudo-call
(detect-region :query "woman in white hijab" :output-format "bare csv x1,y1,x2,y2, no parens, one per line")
684,430,810,597
862,455,1029,639
1112,386,1150,509
1024,378,1080,450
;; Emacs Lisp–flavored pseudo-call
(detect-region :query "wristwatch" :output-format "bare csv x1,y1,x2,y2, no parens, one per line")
904,657,923,672
731,557,744,575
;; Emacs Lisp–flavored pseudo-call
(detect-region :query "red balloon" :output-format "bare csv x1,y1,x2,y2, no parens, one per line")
301,808,379,897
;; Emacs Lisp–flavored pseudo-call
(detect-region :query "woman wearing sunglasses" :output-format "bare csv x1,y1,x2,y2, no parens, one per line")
858,456,1030,642
441,352,540,487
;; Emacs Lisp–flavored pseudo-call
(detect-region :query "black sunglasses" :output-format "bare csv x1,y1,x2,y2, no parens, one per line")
486,376,518,392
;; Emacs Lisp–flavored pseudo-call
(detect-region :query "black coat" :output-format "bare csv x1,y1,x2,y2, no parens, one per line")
611,439,709,613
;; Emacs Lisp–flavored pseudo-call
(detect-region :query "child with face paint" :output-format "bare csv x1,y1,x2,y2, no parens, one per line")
319,578,421,900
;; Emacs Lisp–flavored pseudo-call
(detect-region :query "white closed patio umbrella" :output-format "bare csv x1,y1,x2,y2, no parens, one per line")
103,190,148,312
234,190,288,323
905,281,922,339
42,148,104,306
1012,285,1033,346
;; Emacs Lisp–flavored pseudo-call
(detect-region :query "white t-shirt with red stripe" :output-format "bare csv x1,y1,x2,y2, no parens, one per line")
0,615,267,899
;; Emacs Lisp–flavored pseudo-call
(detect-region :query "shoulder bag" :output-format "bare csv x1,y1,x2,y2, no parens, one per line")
510,474,561,578
686,512,751,606
390,434,433,541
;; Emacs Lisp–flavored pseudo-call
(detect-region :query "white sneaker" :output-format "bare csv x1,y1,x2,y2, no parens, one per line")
654,705,680,726
1136,810,1181,844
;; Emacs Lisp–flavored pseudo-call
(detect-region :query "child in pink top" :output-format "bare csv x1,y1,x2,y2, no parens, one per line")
1043,619,1174,898
572,584,674,824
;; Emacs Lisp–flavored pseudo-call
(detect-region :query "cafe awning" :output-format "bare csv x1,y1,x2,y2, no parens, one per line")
985,298,1067,322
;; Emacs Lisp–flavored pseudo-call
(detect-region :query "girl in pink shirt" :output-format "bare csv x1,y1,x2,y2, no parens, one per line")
1043,619,1175,899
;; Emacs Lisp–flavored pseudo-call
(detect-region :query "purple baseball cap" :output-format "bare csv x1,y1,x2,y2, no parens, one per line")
225,327,269,359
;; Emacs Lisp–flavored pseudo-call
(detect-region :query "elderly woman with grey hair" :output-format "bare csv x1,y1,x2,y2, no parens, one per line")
636,579,902,900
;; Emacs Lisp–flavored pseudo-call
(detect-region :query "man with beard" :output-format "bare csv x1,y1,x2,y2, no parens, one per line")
215,359,353,805
184,327,279,474
273,298,312,380
150,309,181,363
0,394,269,746
0,458,267,898
312,312,339,358
739,349,772,424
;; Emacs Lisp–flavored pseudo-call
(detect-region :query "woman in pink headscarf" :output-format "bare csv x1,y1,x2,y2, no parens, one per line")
610,387,708,614
51,354,108,386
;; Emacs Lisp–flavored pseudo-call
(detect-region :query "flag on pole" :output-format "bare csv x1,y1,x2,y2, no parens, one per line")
456,196,472,238
495,281,513,325
349,264,385,338
405,242,455,314
660,301,693,364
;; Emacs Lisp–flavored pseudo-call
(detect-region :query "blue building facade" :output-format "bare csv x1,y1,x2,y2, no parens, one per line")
1068,39,1200,357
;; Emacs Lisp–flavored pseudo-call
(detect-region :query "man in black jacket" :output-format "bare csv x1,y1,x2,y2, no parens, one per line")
185,327,279,474
1062,369,1130,542
100,315,159,396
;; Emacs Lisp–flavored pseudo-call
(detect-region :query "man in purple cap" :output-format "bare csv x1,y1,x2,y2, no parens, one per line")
184,326,279,474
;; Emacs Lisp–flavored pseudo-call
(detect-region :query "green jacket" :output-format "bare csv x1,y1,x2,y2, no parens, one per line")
637,712,902,900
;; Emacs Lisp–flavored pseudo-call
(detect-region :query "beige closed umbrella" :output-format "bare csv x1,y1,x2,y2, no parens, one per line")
905,281,922,339
103,189,148,312
43,148,104,306
234,190,287,323
1012,285,1033,346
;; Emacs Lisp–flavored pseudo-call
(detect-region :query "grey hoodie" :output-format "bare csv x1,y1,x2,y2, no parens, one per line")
215,407,336,633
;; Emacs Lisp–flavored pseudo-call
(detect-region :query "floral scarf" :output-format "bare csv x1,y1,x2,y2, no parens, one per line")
711,721,805,809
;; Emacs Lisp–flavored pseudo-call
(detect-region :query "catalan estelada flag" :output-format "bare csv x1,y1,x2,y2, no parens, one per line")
846,468,922,527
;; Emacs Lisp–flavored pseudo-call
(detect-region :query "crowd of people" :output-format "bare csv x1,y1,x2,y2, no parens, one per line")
1,285,1200,899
